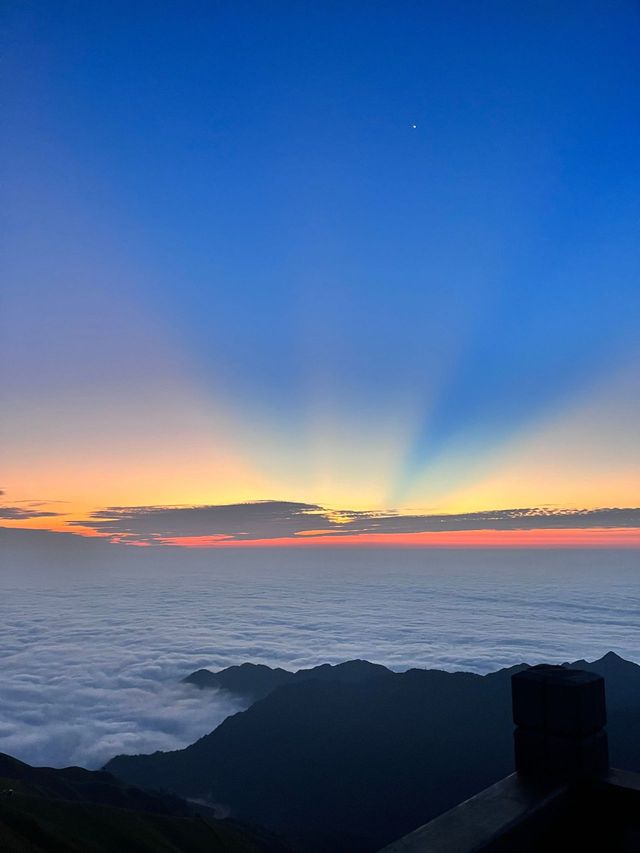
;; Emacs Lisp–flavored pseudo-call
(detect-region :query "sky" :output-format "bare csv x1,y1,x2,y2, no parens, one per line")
2,1,639,548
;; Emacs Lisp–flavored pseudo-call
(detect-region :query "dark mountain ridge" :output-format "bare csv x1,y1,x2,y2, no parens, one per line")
108,653,640,851
183,658,392,702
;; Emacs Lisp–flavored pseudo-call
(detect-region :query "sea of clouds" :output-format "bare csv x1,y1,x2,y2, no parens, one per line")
1,545,639,769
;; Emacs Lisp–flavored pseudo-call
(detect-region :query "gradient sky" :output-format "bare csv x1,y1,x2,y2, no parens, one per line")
2,1,639,547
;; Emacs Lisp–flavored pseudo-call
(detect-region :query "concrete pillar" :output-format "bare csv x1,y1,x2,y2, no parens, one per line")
512,665,609,778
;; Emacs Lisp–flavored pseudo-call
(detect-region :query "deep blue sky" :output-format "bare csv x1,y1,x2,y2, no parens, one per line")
3,1,639,509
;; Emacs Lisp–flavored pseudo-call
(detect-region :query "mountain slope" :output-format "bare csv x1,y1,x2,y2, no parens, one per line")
0,752,284,852
107,652,640,852
108,666,515,851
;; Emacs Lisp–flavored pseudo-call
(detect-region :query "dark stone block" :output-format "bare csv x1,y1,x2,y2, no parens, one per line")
514,727,609,778
512,665,606,737
511,666,550,730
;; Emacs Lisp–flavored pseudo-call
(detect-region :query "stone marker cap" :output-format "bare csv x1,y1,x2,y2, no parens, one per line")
512,665,606,738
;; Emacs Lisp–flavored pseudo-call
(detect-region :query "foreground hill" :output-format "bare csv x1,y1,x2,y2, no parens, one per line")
0,752,284,852
106,652,640,852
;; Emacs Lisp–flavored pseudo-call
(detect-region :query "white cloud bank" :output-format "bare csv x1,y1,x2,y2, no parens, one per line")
0,628,245,769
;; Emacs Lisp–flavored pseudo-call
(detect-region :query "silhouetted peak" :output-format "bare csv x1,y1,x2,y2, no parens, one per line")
569,651,635,671
484,663,530,680
183,658,393,702
183,662,294,702
311,659,391,678
601,651,626,664
183,668,212,680
288,659,393,688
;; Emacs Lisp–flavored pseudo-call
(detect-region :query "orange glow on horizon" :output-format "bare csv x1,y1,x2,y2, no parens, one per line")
155,527,640,549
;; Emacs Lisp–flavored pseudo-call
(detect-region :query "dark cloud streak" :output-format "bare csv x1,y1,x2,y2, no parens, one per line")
66,501,640,545
0,506,61,520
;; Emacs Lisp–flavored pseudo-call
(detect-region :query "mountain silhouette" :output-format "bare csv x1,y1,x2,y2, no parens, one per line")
107,652,640,852
183,659,392,702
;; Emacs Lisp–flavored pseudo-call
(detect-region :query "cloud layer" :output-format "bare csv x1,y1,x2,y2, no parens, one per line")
0,581,247,769
66,501,640,545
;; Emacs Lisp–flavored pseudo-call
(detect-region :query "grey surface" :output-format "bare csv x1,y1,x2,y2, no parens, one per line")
378,773,567,853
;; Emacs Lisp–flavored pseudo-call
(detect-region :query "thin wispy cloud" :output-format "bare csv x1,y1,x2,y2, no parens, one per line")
0,506,61,520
